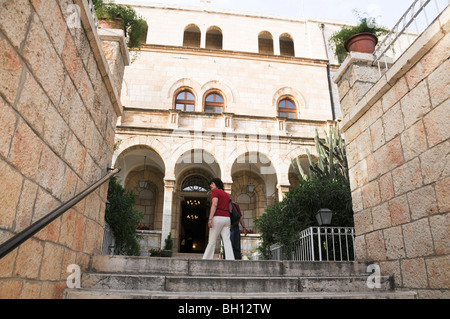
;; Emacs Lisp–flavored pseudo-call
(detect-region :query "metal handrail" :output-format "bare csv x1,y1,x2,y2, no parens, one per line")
0,167,120,260
373,0,449,76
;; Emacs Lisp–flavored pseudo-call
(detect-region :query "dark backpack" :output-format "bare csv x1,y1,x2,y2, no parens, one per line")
229,200,241,226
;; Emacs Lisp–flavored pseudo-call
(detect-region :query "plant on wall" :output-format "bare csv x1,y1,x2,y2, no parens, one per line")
94,0,147,50
329,10,389,63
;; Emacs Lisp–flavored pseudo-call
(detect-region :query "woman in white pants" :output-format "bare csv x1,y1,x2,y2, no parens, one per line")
202,178,234,260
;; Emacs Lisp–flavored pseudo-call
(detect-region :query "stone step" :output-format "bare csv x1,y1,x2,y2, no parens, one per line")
64,255,418,300
90,255,370,277
81,272,393,293
64,288,417,300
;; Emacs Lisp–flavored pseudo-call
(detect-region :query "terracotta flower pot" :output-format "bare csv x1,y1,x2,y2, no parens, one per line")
98,18,122,29
344,32,378,54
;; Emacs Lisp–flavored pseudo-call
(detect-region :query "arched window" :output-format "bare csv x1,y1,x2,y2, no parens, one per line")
280,34,295,56
182,175,209,192
175,90,195,111
278,98,297,119
183,25,201,48
204,92,224,113
258,31,274,55
206,27,223,50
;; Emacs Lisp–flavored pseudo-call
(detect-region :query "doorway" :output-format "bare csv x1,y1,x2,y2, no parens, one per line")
179,197,209,253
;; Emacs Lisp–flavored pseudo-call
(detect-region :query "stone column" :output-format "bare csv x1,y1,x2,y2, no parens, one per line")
223,182,232,196
333,52,381,122
277,184,290,201
274,35,280,56
161,178,175,249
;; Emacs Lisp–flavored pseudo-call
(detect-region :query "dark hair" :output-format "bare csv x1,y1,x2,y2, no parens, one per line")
209,178,224,190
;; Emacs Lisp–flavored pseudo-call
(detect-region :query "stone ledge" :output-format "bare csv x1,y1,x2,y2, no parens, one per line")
74,0,126,117
337,5,449,132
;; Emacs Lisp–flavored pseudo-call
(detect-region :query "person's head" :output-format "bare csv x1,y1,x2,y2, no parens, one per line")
209,178,224,191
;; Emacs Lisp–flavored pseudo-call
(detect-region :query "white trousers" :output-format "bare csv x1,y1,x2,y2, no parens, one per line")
202,216,235,260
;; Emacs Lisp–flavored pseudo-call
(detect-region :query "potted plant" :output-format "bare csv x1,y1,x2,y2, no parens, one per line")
94,0,147,50
161,232,173,257
329,11,389,63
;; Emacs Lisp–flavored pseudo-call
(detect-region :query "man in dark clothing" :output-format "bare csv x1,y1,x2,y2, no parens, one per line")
230,202,247,259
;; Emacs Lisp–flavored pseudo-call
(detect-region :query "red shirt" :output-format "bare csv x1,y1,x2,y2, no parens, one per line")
211,189,230,217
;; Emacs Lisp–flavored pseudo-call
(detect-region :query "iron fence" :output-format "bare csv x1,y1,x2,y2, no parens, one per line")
270,227,356,261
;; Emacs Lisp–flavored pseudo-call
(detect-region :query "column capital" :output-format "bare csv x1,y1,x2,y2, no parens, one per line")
223,182,233,194
164,178,176,189
277,184,291,201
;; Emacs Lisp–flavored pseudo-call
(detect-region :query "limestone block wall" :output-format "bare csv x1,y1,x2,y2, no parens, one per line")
121,46,334,121
334,7,449,298
0,0,127,298
117,1,344,62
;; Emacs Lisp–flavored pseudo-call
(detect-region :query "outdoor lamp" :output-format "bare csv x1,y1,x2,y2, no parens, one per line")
316,208,333,226
139,156,148,189
247,183,255,194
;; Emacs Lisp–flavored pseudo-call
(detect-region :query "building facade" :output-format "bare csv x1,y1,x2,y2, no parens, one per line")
112,1,346,254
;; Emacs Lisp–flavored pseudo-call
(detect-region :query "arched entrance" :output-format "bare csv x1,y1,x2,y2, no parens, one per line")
178,174,210,253
115,146,166,230
231,152,278,231
174,149,221,254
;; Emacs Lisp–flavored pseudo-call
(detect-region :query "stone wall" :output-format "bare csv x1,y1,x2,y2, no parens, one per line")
334,7,449,298
0,0,127,298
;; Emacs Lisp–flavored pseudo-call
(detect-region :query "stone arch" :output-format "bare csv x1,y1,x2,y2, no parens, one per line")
283,146,319,186
169,140,224,181
279,33,295,56
258,31,274,55
273,87,306,118
228,143,280,182
114,144,166,230
166,78,201,108
183,24,201,47
206,25,223,50
200,80,235,112
114,136,169,168
177,167,215,193
231,170,267,229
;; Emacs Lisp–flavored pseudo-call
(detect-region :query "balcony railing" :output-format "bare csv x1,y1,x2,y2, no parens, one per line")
374,0,449,76
270,227,356,261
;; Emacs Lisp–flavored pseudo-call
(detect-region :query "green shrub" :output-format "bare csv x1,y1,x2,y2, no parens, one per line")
255,178,353,259
105,177,143,256
94,0,147,50
256,126,354,259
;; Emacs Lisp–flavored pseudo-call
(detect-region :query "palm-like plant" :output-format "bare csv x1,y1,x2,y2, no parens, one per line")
292,125,349,183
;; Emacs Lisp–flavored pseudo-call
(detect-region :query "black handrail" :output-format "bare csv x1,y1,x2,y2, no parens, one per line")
0,167,121,260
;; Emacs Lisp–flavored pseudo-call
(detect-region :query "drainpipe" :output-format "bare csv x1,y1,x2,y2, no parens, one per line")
319,23,336,121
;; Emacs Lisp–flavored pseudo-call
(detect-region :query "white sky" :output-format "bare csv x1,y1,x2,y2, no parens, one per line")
132,0,417,27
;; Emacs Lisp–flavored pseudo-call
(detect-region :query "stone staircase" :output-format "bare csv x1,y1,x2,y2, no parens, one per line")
64,255,417,299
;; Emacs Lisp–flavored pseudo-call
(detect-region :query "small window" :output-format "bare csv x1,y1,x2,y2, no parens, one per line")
204,93,224,113
175,90,195,112
258,31,274,55
280,34,295,56
183,25,201,48
206,27,223,50
278,98,297,119
182,175,209,192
